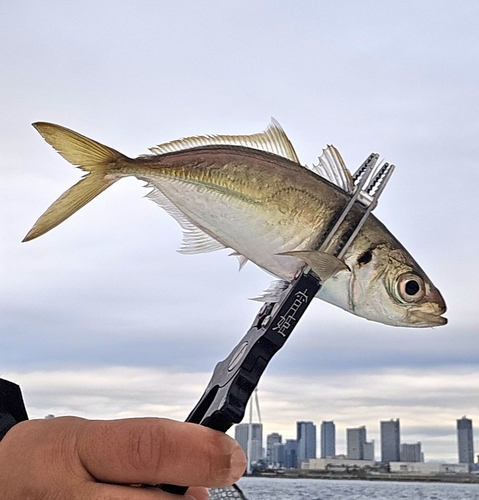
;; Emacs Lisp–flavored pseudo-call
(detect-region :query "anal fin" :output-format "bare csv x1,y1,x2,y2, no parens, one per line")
250,279,290,302
229,251,249,270
146,184,226,254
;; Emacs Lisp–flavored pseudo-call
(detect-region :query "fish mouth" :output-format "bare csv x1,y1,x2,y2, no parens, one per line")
406,286,447,327
407,308,448,327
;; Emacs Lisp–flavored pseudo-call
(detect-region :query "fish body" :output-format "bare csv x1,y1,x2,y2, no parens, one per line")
132,146,342,280
24,120,447,327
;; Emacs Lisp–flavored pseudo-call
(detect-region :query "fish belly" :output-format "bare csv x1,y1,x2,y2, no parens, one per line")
316,271,352,312
143,172,311,279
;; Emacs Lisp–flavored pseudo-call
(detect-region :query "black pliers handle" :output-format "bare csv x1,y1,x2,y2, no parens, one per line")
156,270,321,494
185,270,321,431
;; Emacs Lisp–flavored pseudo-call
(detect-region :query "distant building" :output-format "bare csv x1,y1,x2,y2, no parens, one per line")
400,443,423,463
234,423,263,463
347,426,366,460
363,440,375,461
297,421,316,467
390,462,469,475
457,417,474,466
283,439,298,468
235,424,249,455
303,457,375,470
266,433,282,465
320,421,336,458
270,442,284,468
381,419,400,463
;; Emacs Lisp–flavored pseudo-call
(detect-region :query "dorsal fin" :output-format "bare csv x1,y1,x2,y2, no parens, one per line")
310,145,355,194
147,118,300,163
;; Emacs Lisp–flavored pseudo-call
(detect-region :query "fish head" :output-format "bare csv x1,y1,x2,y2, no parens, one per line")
349,245,447,328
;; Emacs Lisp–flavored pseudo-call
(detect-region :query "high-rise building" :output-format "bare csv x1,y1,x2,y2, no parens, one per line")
296,421,316,467
381,419,400,463
400,442,423,462
320,421,336,458
363,440,375,461
457,417,474,466
235,424,249,454
234,423,263,463
283,439,298,468
270,442,284,467
266,433,282,465
347,426,366,459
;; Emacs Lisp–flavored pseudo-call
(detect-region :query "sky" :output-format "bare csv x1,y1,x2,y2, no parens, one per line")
1,1,478,462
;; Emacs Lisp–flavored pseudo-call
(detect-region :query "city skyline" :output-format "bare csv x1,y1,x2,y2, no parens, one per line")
235,415,477,466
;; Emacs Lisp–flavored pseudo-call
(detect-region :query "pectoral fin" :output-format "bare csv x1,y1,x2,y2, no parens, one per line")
279,250,350,282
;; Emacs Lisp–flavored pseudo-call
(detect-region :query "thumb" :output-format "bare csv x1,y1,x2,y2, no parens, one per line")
76,417,247,487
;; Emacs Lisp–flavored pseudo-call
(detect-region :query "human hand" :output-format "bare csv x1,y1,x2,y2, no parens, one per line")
0,416,246,500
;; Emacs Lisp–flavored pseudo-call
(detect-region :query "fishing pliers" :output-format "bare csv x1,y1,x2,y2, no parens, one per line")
154,153,394,494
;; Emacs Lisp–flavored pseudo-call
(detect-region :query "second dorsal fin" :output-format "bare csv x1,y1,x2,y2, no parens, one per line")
147,118,300,163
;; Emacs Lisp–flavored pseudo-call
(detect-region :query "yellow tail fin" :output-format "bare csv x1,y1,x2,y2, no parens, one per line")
23,123,128,242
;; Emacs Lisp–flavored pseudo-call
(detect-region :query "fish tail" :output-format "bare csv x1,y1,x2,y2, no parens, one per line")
23,122,129,242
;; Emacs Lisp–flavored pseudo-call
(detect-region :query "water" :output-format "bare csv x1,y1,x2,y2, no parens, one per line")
237,477,479,500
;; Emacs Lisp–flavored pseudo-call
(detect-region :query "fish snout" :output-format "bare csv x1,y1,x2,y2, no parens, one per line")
428,285,447,315
407,287,448,327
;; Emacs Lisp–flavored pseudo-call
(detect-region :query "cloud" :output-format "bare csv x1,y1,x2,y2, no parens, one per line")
4,365,477,462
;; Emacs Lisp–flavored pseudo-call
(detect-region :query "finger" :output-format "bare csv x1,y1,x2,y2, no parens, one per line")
186,487,210,500
76,418,246,488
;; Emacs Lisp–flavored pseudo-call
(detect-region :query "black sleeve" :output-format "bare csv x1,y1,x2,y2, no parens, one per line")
0,379,29,440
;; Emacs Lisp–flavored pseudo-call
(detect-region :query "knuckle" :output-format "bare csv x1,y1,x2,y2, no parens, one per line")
126,421,171,474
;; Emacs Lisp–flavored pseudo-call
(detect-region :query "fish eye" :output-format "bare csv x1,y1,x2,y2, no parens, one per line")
405,280,420,295
397,273,425,303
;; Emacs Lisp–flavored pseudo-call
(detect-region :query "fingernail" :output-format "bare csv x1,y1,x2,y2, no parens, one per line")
228,445,247,481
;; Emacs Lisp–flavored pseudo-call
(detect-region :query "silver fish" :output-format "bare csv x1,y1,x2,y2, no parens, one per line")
24,120,447,327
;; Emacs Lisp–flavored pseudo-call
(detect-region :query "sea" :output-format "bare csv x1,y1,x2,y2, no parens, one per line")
236,477,479,500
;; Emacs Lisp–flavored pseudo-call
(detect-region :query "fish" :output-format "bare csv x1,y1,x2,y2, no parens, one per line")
23,119,447,328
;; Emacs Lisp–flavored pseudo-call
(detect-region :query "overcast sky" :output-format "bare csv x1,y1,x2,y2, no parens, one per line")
1,1,478,462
